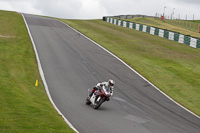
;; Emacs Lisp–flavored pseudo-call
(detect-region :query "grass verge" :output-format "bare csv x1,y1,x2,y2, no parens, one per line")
0,10,75,133
59,18,200,116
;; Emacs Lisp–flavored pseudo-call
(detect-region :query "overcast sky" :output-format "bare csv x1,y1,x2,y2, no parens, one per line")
0,0,199,20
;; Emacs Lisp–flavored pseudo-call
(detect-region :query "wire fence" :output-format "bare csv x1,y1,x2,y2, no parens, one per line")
155,13,200,33
164,19,200,33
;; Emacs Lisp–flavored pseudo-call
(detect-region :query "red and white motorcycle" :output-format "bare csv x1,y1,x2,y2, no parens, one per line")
86,86,113,109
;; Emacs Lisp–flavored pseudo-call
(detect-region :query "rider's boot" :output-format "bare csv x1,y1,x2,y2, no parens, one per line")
89,87,98,97
89,88,96,97
89,91,94,97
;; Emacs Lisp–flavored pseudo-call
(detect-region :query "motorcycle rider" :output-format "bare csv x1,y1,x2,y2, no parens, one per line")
89,79,115,97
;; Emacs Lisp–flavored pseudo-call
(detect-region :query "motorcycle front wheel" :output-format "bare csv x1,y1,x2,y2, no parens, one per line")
93,97,104,109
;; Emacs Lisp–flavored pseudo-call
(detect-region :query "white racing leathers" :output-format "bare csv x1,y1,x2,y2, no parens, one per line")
95,81,114,96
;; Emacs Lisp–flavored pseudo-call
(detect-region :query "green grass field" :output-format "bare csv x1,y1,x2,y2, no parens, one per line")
0,10,75,133
60,18,200,116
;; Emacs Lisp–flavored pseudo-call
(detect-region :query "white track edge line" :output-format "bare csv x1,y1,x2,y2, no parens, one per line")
21,14,79,133
58,19,200,119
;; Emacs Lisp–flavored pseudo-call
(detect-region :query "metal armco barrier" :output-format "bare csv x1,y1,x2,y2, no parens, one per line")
103,17,200,49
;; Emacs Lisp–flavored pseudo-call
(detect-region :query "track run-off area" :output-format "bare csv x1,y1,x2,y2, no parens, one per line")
23,14,200,133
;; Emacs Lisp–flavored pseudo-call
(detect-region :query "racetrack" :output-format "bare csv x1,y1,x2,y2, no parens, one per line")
23,14,200,133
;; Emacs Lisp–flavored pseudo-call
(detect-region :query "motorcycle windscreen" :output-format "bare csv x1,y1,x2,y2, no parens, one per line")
104,86,111,95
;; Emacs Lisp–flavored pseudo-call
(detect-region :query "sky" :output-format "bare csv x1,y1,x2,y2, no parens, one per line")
0,0,199,20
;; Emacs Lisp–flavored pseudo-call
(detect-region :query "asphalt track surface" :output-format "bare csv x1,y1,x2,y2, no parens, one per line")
24,14,200,133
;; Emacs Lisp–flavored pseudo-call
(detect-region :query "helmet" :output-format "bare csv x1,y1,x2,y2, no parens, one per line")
108,79,115,86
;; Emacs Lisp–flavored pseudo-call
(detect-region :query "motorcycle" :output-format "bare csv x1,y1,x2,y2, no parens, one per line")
86,86,113,109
